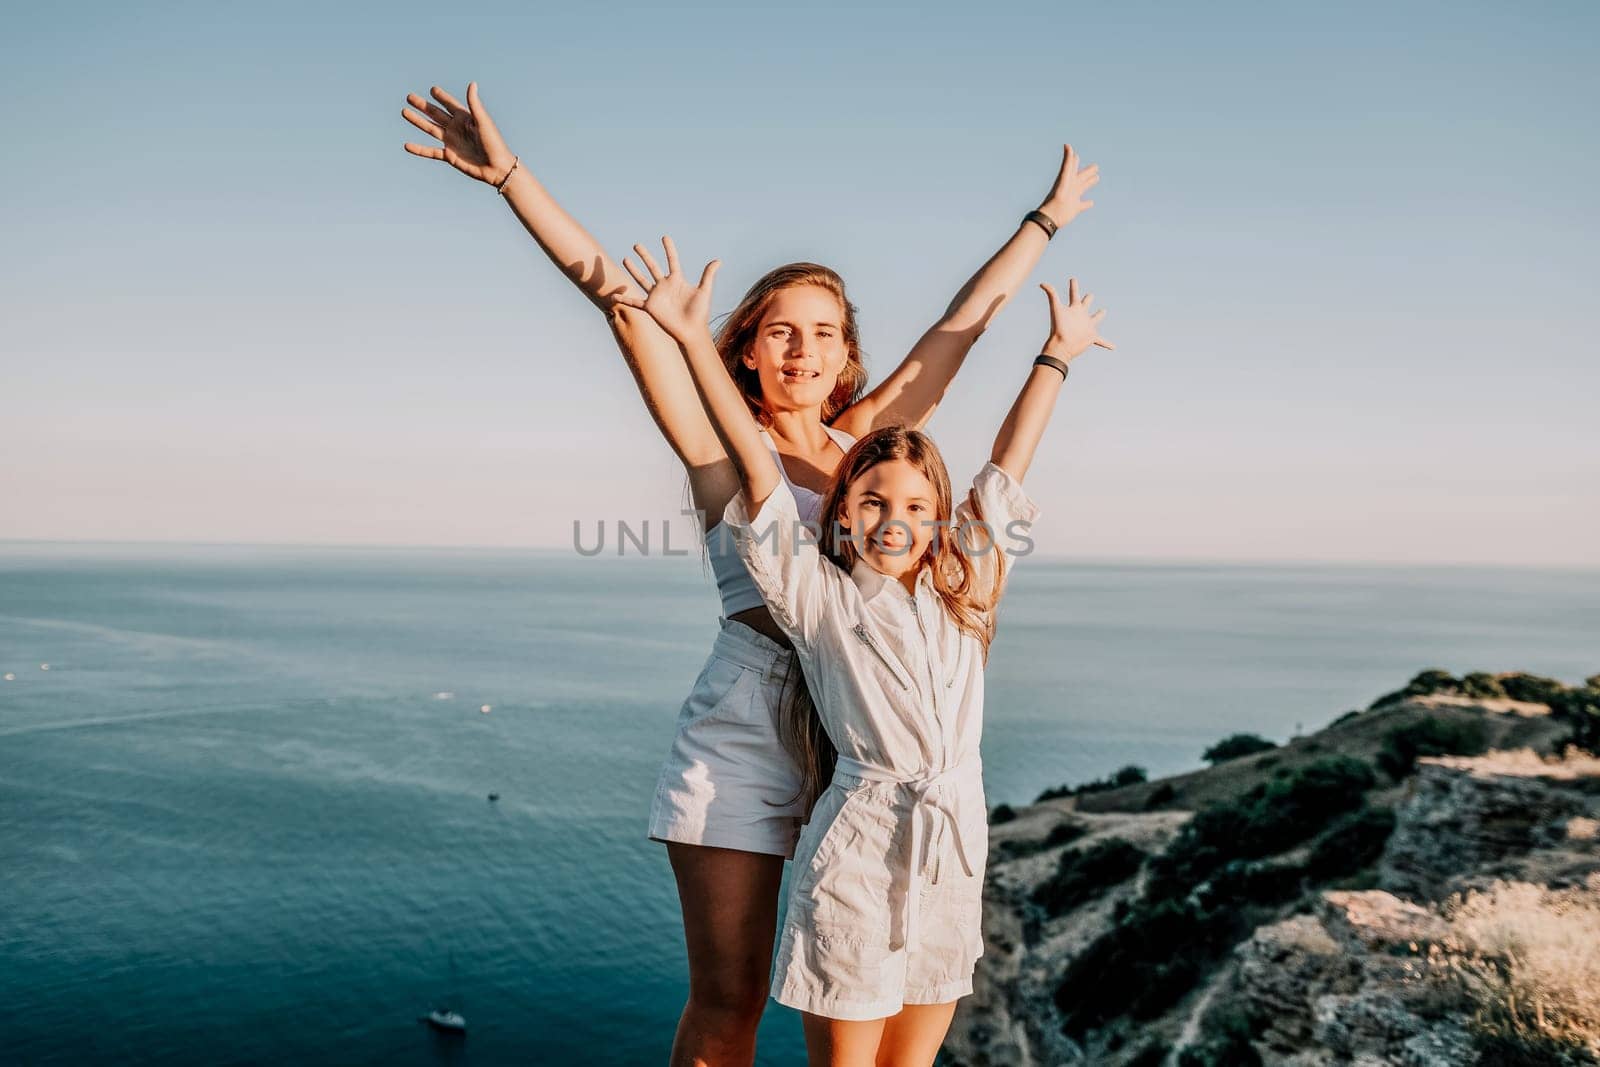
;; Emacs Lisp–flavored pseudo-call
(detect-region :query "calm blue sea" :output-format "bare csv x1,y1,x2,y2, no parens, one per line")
2,543,1596,1065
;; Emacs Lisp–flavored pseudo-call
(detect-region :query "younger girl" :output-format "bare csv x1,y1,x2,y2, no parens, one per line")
617,237,1113,1065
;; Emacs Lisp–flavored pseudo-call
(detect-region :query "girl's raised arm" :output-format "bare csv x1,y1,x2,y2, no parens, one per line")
991,279,1115,480
833,145,1099,437
615,238,783,512
401,83,725,476
619,238,838,646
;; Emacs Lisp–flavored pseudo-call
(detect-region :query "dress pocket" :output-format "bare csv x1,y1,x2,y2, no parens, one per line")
808,921,893,984
802,787,864,878
803,791,899,933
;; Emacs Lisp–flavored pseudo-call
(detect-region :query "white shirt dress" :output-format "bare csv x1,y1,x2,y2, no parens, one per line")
722,460,1039,1020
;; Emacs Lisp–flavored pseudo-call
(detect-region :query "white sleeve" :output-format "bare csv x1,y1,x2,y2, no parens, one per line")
951,460,1041,600
722,480,833,651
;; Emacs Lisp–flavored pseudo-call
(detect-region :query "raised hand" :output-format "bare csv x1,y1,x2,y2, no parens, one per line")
1038,145,1099,227
616,237,722,342
1039,278,1114,360
401,82,517,186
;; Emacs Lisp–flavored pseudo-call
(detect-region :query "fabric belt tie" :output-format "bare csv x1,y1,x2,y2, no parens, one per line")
832,755,981,954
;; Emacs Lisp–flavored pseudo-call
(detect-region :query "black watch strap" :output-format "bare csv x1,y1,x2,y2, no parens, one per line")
1034,353,1070,379
1023,209,1059,239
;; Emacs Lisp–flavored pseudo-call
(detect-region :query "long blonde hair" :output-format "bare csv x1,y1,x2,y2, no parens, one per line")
692,263,869,570
716,265,867,815
779,425,1011,812
711,263,868,426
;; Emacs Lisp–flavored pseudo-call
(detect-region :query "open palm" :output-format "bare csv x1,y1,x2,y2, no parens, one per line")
616,237,721,341
401,82,515,186
1040,277,1114,359
1040,144,1100,227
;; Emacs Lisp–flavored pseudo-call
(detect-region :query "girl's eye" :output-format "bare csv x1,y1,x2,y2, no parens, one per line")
909,504,926,513
861,500,882,510
817,331,835,340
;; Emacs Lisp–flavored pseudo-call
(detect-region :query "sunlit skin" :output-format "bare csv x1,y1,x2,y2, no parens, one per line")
836,459,941,592
743,285,851,418
403,81,1105,1067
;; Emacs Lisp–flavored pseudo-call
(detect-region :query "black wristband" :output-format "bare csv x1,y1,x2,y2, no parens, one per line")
1023,209,1059,239
1034,353,1070,380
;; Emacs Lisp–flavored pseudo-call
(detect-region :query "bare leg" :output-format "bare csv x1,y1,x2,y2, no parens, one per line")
802,1013,887,1067
666,842,787,1067
875,1002,959,1067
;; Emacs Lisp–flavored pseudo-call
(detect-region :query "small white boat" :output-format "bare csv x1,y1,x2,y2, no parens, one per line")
419,950,467,1034
420,1007,466,1034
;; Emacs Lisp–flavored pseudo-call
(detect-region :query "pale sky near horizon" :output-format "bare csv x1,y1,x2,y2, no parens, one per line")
2,1,1596,566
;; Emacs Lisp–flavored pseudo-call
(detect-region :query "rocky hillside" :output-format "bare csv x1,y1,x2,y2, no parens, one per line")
946,670,1600,1067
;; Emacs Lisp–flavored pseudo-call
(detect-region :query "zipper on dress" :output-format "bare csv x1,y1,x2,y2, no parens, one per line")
907,593,955,688
852,623,912,690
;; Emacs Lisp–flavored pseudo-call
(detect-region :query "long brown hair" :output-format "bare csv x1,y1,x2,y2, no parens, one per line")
779,426,1011,812
711,263,868,426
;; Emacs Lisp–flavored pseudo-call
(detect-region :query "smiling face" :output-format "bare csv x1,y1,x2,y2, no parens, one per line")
742,284,851,415
837,458,942,580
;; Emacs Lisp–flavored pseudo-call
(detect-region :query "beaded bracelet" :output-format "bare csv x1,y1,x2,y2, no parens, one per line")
493,156,521,195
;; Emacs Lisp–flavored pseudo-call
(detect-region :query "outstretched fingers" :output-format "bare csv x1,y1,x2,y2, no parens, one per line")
1091,308,1115,350
698,258,721,295
406,94,452,126
429,85,465,114
401,107,443,141
465,82,503,141
632,242,666,283
402,142,446,161
622,256,654,294
662,235,681,276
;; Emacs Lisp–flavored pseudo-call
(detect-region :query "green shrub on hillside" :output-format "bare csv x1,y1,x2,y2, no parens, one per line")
1460,671,1509,699
997,818,1085,859
1370,668,1459,709
1053,757,1380,1033
1202,733,1278,764
1144,782,1177,809
1035,764,1147,803
1032,838,1145,917
1376,717,1489,778
1549,682,1600,755
1307,805,1396,880
1146,756,1375,902
1498,672,1569,705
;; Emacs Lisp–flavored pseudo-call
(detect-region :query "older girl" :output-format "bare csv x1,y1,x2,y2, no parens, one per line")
401,82,1098,1064
620,236,1111,1065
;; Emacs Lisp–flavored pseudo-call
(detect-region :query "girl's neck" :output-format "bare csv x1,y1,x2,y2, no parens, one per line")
763,406,832,453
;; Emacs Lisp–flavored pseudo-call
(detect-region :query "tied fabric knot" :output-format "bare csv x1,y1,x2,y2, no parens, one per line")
832,755,981,954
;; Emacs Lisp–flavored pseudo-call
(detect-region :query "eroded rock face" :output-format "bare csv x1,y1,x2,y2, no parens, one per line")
941,810,1189,1067
1379,752,1598,901
947,746,1600,1066
1235,892,1473,1067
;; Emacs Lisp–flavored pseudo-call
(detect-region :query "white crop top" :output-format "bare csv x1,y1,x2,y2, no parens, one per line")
706,424,858,617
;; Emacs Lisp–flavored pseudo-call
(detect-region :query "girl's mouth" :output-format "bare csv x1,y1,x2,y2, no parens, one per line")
781,367,821,381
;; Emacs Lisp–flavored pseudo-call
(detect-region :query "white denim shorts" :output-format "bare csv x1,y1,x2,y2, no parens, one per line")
647,618,807,859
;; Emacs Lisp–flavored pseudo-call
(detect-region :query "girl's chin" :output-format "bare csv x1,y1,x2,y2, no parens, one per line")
861,548,915,573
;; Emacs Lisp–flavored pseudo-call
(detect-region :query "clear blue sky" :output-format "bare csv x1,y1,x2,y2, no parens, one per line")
3,0,1596,565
